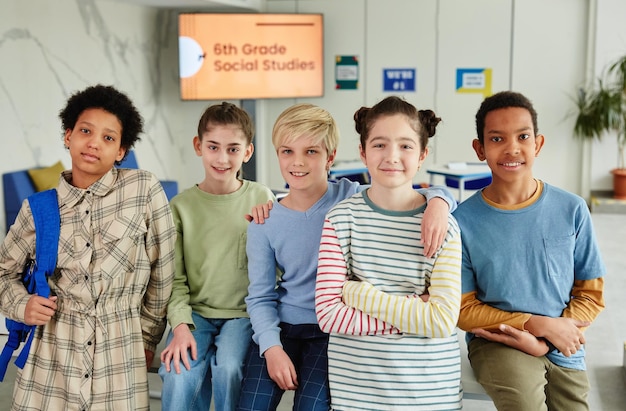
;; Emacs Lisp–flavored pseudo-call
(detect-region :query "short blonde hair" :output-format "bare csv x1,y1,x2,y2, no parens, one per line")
272,103,339,155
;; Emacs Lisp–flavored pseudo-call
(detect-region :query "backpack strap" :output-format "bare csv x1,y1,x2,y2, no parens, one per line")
0,189,60,380
25,189,60,298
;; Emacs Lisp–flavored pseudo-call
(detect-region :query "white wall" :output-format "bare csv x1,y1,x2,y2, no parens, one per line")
0,0,212,235
510,0,588,194
590,0,626,191
431,0,513,167
258,0,590,196
0,0,619,239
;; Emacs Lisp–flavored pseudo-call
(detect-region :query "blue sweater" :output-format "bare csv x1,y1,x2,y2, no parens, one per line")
246,179,455,355
453,182,605,370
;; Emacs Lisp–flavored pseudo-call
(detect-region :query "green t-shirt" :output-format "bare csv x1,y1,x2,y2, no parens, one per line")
166,180,274,329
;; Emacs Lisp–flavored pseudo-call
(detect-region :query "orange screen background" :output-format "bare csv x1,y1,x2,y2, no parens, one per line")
179,14,324,100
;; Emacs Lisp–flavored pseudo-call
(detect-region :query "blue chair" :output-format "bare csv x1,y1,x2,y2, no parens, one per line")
117,151,139,168
332,172,370,185
3,151,178,232
444,176,492,190
3,170,37,232
116,151,178,201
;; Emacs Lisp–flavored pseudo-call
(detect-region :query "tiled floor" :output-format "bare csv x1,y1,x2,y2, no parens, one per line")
0,213,624,410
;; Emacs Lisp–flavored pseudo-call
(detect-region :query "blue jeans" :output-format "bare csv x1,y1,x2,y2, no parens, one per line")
236,323,330,411
159,313,252,411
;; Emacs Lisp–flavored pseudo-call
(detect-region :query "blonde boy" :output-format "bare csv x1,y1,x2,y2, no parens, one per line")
237,103,455,410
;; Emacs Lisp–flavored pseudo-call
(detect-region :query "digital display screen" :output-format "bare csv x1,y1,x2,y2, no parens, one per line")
179,13,324,100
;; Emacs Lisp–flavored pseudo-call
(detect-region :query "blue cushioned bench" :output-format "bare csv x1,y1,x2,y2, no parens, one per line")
3,151,177,232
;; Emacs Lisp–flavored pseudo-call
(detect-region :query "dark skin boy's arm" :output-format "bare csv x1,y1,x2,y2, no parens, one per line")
562,278,605,326
460,292,548,356
462,278,603,357
471,324,550,357
458,291,530,332
524,278,603,356
524,316,589,357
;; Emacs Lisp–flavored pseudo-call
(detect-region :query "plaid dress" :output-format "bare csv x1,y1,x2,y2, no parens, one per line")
0,168,176,410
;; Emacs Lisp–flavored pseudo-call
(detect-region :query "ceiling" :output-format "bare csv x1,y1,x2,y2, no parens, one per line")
100,0,264,11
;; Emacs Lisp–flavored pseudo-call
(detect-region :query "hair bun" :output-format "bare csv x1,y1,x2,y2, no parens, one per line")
353,107,370,135
418,109,442,138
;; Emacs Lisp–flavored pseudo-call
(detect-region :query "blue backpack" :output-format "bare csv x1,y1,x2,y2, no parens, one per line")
0,189,60,381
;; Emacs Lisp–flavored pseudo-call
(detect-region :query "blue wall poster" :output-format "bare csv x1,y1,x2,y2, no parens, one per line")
456,68,492,97
383,68,416,92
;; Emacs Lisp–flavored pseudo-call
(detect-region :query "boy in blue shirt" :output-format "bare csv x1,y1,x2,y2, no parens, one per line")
237,103,456,410
454,91,605,410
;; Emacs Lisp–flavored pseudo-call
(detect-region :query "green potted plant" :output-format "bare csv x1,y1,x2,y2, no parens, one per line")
572,54,626,199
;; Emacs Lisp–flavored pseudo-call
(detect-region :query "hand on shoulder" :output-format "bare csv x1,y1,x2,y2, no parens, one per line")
247,200,274,224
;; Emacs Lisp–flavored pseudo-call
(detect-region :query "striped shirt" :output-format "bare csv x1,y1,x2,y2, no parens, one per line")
0,168,176,410
315,191,462,410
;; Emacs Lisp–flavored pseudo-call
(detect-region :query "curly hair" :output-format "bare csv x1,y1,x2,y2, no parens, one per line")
475,91,538,144
59,85,144,163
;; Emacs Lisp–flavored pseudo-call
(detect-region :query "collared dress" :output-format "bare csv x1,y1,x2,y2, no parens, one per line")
0,167,176,410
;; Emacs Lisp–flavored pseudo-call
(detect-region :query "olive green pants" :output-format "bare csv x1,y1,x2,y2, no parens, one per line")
468,338,589,411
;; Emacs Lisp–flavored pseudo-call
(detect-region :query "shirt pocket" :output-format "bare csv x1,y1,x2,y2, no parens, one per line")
543,234,575,277
238,232,248,270
100,214,148,280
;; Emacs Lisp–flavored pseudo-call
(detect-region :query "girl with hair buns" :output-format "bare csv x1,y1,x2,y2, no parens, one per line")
238,102,457,411
315,96,463,410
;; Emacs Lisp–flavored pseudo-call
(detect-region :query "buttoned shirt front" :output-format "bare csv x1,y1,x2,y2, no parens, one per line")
0,167,176,410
